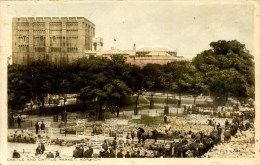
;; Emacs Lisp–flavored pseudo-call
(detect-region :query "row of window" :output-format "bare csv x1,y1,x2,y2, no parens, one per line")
67,48,78,52
51,36,78,41
50,47,61,52
16,29,29,31
18,45,29,47
66,29,78,31
35,47,45,52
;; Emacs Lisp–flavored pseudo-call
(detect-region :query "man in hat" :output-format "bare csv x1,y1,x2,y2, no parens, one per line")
12,150,20,158
35,121,39,134
117,149,124,158
40,121,45,134
73,146,79,158
17,115,22,128
125,151,130,158
78,145,84,158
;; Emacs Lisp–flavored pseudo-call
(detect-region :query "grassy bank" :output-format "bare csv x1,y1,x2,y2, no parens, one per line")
129,115,164,125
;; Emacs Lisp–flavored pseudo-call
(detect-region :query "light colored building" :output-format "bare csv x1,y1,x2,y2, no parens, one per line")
85,39,190,66
12,17,95,65
134,47,187,66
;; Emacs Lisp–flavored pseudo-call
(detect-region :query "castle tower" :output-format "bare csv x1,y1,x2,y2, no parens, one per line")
12,17,95,65
92,37,103,51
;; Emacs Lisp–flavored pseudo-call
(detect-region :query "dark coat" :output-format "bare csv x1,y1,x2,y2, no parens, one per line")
117,152,124,158
125,153,130,158
40,123,45,130
73,149,79,158
12,151,20,158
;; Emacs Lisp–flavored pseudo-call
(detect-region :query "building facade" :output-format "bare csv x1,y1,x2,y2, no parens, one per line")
12,17,95,65
86,39,190,66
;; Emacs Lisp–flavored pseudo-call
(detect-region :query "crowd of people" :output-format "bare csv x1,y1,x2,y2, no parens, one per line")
11,107,254,159
69,114,253,158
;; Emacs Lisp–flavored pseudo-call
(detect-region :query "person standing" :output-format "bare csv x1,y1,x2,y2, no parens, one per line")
152,129,158,142
35,121,39,134
40,121,45,134
40,143,45,154
112,137,117,150
131,130,135,142
55,151,60,158
17,115,22,128
164,115,167,124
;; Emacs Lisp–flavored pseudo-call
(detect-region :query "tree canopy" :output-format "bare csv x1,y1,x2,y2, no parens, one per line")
192,40,254,105
8,40,255,115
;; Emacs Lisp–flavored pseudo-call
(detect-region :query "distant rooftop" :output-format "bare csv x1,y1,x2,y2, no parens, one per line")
13,17,95,26
137,47,175,52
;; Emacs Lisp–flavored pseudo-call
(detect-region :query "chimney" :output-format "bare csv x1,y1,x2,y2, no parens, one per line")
133,43,136,51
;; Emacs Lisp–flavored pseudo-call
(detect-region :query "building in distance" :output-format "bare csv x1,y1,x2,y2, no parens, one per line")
12,17,95,65
86,38,190,66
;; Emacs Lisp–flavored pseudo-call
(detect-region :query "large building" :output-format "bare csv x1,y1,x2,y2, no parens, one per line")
85,38,190,66
12,17,95,65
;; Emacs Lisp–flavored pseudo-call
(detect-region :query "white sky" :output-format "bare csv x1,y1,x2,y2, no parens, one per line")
0,1,258,58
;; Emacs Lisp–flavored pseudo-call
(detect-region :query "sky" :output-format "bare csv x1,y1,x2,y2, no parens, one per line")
0,1,258,58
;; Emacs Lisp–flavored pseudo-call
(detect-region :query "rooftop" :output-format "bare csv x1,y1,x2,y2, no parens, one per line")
137,47,175,52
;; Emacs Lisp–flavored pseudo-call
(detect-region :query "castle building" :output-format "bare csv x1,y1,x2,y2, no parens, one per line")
12,17,95,65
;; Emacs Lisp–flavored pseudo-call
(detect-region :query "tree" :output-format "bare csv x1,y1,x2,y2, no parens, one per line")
25,61,59,113
77,56,132,120
163,61,194,107
188,71,207,104
192,40,254,106
103,79,132,107
142,63,164,108
8,64,31,116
